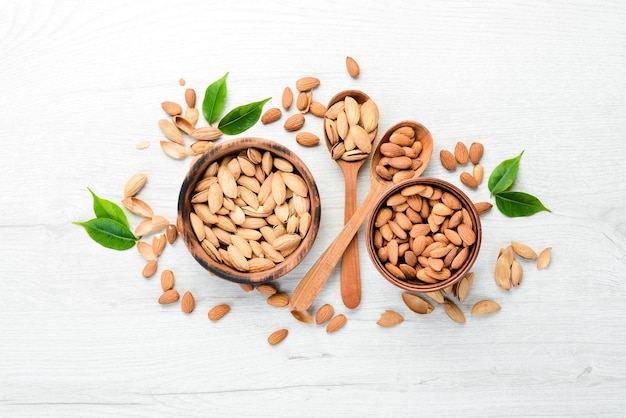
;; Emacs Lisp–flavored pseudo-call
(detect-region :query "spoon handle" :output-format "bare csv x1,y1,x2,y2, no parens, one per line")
289,181,386,313
341,168,361,309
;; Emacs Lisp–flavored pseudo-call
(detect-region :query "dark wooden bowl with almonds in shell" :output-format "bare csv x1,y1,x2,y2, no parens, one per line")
177,137,321,285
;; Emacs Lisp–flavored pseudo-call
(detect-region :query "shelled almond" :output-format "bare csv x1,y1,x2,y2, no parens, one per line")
371,184,478,286
375,125,428,183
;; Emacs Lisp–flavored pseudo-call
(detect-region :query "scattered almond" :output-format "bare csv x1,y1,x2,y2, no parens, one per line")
161,101,182,116
158,119,184,145
184,88,196,108
295,76,320,92
326,314,347,333
239,283,254,292
473,164,484,183
256,283,277,295
315,304,335,325
284,113,305,131
474,202,493,216
166,224,178,244
160,269,175,291
160,140,188,159
136,140,151,150
511,241,537,259
469,142,484,165
440,149,457,171
471,300,501,316
181,291,195,313
141,259,158,278
460,171,478,189
137,241,156,261
309,102,327,117
268,329,288,345
267,292,289,307
208,303,231,321
158,289,179,304
346,56,360,78
511,259,523,287
189,127,223,141
402,293,434,314
296,132,320,147
537,247,552,269
376,309,404,327
454,142,469,165
261,107,282,125
443,299,466,323
123,173,148,198
282,87,293,110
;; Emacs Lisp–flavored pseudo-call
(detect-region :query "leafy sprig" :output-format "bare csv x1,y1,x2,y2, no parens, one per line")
202,72,270,135
488,152,551,217
74,189,139,250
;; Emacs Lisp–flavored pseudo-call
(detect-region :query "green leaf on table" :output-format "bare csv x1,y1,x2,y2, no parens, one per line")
88,187,130,229
494,191,551,217
218,97,271,135
488,151,524,195
202,72,229,125
74,217,138,250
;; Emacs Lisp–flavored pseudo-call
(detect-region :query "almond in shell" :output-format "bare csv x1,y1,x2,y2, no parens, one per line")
376,309,404,327
443,299,466,323
471,300,501,316
537,247,552,269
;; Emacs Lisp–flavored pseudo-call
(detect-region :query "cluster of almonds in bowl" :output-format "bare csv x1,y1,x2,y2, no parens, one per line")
365,177,481,293
177,137,321,285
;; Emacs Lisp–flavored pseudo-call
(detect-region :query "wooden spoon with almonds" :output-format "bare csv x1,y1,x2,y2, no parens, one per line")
323,90,378,309
289,120,433,313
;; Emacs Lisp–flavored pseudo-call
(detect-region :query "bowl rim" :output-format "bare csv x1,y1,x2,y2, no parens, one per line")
365,177,482,292
177,137,321,284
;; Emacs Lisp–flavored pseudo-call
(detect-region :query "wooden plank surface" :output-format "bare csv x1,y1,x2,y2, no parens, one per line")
1,0,626,416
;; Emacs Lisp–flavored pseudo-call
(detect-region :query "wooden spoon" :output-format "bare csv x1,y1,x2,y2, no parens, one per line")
289,120,434,313
324,90,378,309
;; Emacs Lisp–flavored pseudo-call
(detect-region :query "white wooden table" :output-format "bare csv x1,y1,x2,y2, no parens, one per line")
2,1,626,416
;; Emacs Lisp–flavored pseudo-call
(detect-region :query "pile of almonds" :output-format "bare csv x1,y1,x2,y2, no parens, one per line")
371,183,478,285
121,57,556,346
440,141,484,189
324,95,379,162
158,86,224,160
495,241,552,290
375,125,428,183
189,147,313,273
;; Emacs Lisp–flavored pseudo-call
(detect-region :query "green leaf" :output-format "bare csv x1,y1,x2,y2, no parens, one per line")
88,188,130,229
218,97,271,135
74,218,138,250
488,151,524,195
494,191,551,217
202,72,229,125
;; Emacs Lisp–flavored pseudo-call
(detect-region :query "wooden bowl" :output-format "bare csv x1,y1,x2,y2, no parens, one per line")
177,138,321,285
364,177,481,292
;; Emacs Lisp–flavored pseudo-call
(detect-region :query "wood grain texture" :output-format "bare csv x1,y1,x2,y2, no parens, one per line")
2,0,626,416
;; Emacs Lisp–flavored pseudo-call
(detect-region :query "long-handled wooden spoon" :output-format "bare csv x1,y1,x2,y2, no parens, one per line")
289,120,433,313
323,90,378,309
